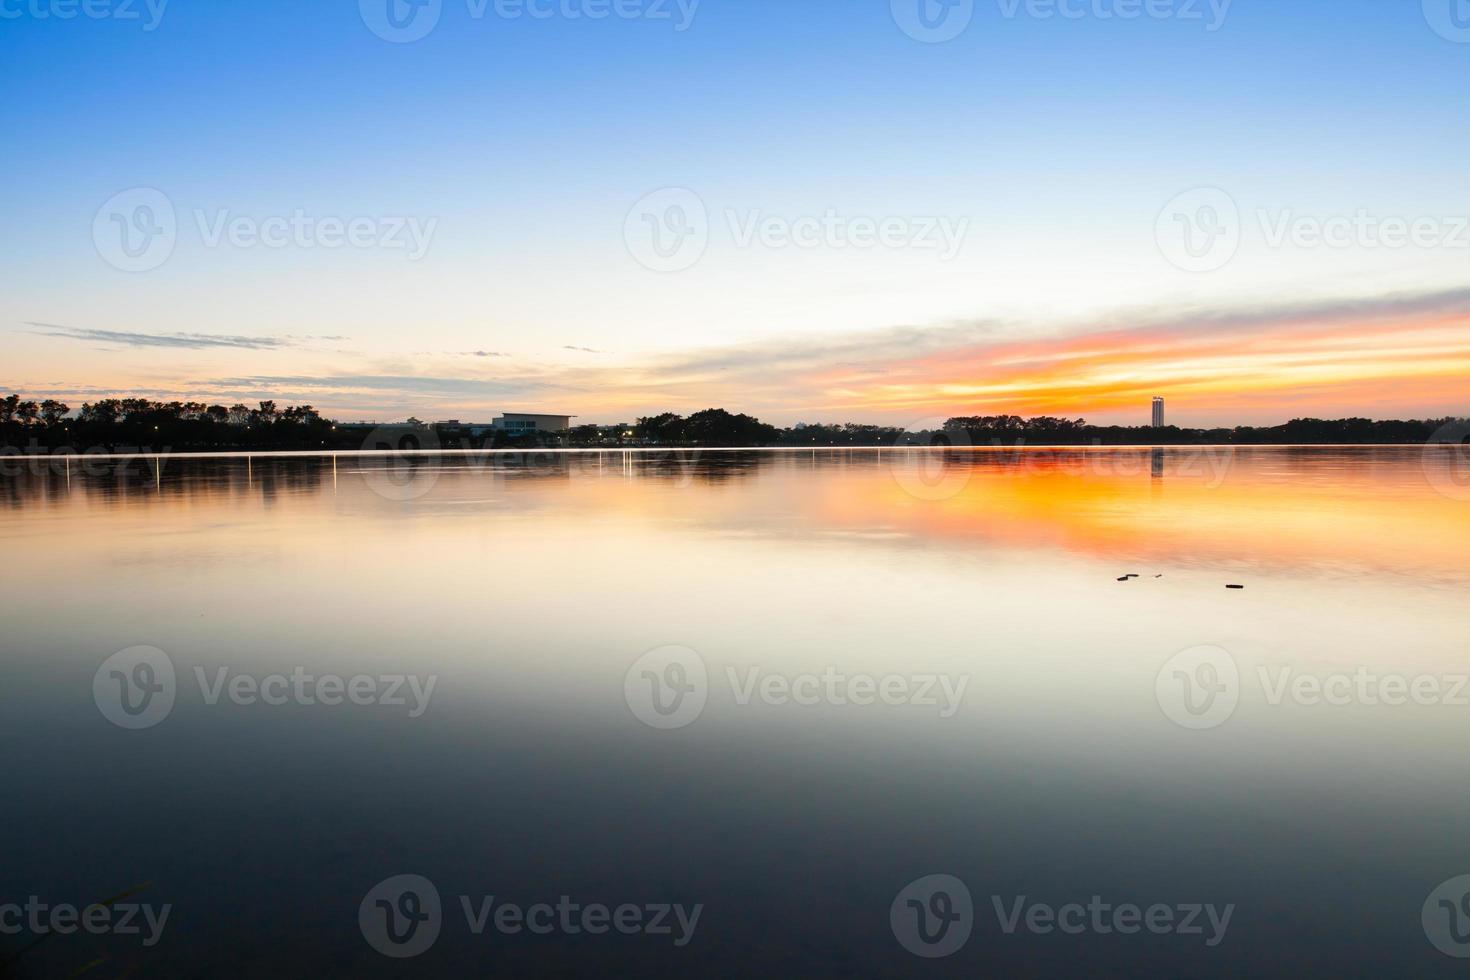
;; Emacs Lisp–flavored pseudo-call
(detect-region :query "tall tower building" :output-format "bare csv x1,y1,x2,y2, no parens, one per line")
1151,397,1165,428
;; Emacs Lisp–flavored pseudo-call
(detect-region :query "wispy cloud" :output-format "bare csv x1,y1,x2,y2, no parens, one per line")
28,323,292,351
563,345,607,354
206,374,550,398
18,285,1470,425
520,285,1470,424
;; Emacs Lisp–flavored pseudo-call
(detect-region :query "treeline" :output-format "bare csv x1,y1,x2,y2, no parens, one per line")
0,396,351,450
2,393,1461,451
918,415,1460,447
629,409,780,447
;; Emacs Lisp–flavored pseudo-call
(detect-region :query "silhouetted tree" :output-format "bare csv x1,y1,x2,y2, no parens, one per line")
39,400,69,425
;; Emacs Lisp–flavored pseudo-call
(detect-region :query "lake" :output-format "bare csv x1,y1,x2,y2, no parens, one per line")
2,446,1468,976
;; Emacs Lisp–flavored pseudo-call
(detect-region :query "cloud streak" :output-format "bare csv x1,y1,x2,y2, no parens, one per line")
28,323,292,351
17,285,1470,425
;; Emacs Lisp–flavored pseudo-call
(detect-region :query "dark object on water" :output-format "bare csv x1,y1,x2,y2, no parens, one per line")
1226,584,1245,589
1117,576,1130,582
1154,574,1164,578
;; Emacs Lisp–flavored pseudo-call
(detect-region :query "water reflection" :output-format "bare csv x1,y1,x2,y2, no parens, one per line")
1,447,1468,977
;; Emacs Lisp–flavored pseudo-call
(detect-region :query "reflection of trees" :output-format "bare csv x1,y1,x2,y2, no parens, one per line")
0,450,783,512
0,456,329,508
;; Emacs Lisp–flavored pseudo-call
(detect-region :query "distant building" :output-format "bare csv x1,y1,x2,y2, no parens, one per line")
492,413,574,434
1151,397,1166,428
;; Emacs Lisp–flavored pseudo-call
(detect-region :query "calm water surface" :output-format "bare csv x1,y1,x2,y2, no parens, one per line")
2,447,1468,976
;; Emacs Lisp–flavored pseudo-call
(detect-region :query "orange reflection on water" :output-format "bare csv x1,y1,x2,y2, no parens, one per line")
2,447,1467,587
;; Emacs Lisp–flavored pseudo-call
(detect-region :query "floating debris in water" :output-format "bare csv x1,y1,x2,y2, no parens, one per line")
1226,584,1245,590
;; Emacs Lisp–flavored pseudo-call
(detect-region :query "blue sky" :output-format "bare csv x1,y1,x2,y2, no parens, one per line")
3,0,1469,423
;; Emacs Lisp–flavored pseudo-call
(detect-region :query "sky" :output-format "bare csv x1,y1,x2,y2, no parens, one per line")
2,0,1469,426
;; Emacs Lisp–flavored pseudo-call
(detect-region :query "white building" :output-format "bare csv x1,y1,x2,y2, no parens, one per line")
1151,397,1165,428
492,413,574,434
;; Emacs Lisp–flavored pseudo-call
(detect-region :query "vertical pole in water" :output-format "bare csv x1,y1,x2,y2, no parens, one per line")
247,456,252,487
154,455,161,490
333,454,338,492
